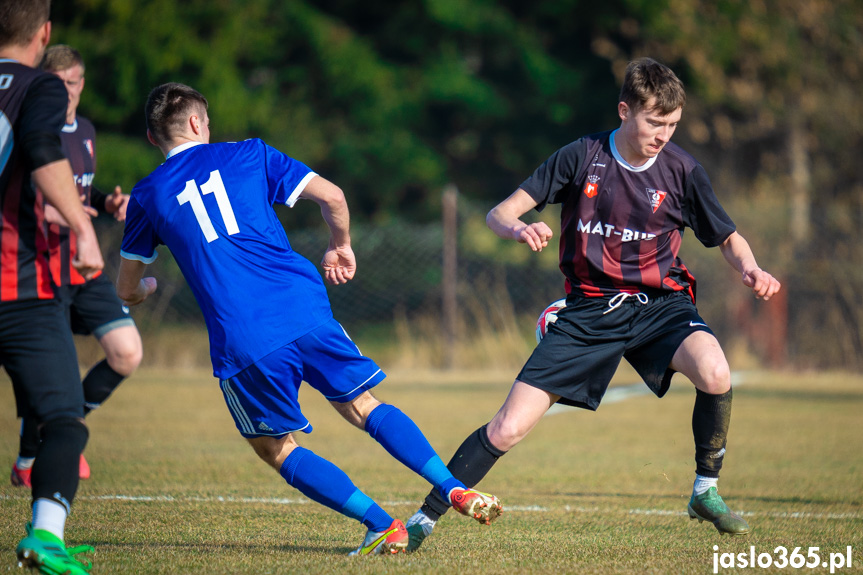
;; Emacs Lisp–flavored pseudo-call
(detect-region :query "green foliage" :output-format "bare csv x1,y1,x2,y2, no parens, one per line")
47,1,863,368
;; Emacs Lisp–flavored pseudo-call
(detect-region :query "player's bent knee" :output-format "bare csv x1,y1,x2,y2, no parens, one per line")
486,417,526,452
695,359,732,394
102,329,144,375
247,434,297,469
331,391,380,429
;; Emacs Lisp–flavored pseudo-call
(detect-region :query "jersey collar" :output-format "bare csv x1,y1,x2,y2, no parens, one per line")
62,119,78,133
610,129,658,172
166,141,203,159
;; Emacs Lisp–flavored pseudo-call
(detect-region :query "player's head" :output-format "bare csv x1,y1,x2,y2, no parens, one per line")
618,57,685,116
145,83,210,151
616,58,685,164
0,0,51,64
40,45,85,122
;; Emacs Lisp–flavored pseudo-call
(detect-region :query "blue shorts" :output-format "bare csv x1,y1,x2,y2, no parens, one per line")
219,318,386,438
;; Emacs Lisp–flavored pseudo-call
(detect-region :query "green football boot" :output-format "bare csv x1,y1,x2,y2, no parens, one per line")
405,511,436,552
16,523,94,575
688,487,750,536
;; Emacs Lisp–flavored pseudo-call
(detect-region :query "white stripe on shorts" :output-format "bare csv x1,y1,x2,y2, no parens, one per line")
220,379,255,435
326,368,382,401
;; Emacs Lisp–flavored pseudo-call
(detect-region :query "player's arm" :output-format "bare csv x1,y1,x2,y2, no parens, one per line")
23,74,103,278
718,231,781,300
298,175,355,285
43,194,98,226
32,160,103,278
486,188,553,252
116,257,158,306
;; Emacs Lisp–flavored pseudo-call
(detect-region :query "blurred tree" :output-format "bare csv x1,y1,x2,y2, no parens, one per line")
49,0,863,367
595,0,863,367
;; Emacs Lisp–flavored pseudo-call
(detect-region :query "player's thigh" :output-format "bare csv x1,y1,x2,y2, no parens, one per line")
487,380,559,451
624,292,716,397
297,318,386,403
220,345,312,438
517,301,627,411
68,275,136,338
0,299,83,422
669,330,731,394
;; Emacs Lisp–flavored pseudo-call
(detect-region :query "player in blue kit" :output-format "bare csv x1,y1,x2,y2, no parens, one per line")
116,83,502,555
405,58,782,549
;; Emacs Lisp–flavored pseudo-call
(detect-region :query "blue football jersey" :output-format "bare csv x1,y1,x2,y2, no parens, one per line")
121,139,333,378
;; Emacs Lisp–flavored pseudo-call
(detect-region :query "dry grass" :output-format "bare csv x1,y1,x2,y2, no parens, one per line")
1,367,861,574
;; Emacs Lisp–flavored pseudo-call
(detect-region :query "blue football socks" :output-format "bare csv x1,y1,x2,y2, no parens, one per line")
365,404,465,500
280,446,392,531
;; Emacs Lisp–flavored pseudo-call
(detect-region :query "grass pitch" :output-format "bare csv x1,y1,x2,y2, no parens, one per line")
1,367,861,574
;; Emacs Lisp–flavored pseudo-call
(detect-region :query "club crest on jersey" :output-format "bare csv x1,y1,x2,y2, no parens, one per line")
83,139,94,158
646,188,666,212
583,175,600,198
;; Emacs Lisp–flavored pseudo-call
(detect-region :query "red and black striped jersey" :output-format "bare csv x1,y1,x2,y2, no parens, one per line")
48,117,99,286
521,130,736,301
0,60,67,302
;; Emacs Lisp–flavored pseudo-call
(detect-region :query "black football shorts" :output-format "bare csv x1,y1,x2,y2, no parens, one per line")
517,291,713,410
56,274,136,338
1,299,84,421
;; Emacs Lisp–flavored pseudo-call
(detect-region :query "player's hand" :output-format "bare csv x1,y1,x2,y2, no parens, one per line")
742,268,781,301
106,185,129,222
514,222,553,252
122,277,158,306
71,227,105,280
44,196,97,225
321,245,356,285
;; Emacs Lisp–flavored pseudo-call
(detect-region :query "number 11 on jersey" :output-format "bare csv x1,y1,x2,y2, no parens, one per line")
177,169,240,243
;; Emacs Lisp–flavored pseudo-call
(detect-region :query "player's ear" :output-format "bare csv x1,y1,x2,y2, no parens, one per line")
40,21,52,47
146,129,158,148
189,113,201,136
618,102,629,122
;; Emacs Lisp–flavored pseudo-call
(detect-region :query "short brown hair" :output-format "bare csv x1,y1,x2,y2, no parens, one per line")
145,83,209,148
0,0,50,49
40,44,84,73
618,58,685,115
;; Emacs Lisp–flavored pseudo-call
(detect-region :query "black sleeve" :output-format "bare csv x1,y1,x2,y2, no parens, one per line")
19,74,67,171
519,138,588,212
682,164,737,247
90,186,108,212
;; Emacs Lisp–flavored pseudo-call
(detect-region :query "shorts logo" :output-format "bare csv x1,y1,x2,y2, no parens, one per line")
689,321,707,327
584,175,600,198
646,188,667,212
83,139,94,158
258,421,274,432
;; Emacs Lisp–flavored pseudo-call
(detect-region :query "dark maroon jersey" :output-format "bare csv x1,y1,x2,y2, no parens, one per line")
520,130,736,300
48,117,98,286
0,60,67,302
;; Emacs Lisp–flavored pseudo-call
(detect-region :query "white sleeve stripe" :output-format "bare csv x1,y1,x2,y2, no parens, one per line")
120,250,158,264
284,172,317,208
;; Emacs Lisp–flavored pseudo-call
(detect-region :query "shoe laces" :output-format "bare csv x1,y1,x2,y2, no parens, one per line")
603,292,649,314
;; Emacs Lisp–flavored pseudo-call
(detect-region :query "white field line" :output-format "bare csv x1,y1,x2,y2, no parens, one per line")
6,374,855,523
2,493,859,521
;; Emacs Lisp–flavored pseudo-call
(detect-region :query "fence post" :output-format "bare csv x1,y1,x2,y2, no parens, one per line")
442,184,458,370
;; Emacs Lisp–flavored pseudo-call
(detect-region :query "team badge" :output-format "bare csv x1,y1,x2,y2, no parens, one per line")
583,175,600,198
646,188,666,212
83,139,94,158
